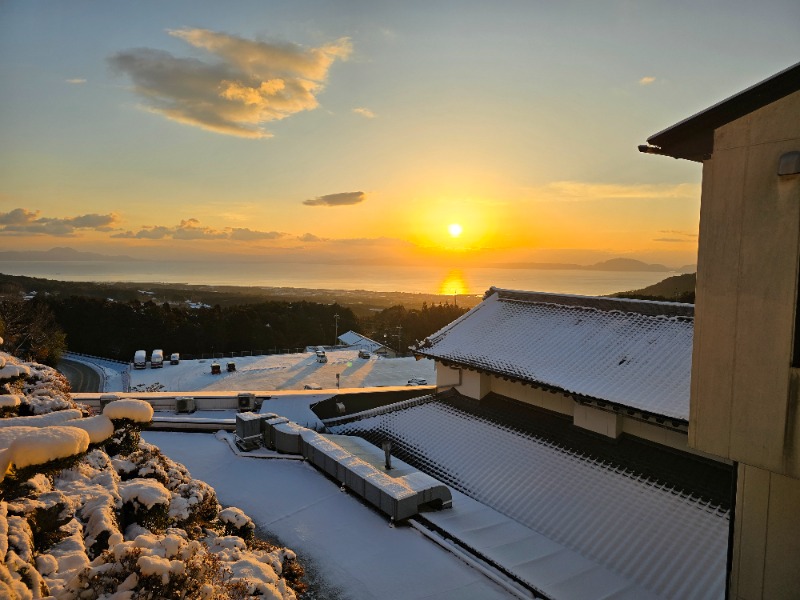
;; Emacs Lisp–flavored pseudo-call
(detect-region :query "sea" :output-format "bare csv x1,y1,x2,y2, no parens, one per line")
0,260,676,297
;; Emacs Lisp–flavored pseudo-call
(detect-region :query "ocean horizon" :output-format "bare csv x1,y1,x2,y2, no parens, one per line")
0,260,679,297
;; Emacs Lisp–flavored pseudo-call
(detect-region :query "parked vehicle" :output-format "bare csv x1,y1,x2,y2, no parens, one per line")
211,363,221,375
315,348,327,363
358,350,370,359
133,350,146,370
170,353,180,365
227,361,236,372
151,349,164,368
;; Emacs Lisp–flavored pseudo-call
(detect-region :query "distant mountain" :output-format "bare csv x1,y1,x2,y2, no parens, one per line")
0,247,138,261
495,257,683,272
611,272,697,303
583,258,670,272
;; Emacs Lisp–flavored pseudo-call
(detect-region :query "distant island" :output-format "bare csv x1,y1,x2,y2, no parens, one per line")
0,247,138,262
494,257,696,273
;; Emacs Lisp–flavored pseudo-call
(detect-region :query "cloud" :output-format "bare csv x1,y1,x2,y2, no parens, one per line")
111,219,286,242
228,227,285,241
352,107,375,119
303,191,365,207
0,208,119,236
109,28,352,138
654,230,697,243
532,181,700,201
298,233,324,242
639,76,656,85
66,78,87,84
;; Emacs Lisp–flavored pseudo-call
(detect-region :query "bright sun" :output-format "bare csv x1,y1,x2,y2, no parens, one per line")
448,223,463,238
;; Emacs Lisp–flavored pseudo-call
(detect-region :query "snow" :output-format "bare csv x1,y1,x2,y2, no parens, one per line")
0,395,21,408
103,399,154,423
219,506,252,529
0,408,82,429
145,431,513,600
0,364,31,381
125,349,435,393
119,478,171,509
416,288,694,420
9,425,90,468
65,414,115,444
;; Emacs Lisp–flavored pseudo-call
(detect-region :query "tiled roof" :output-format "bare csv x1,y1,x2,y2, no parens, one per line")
331,396,729,600
415,288,694,420
338,330,385,352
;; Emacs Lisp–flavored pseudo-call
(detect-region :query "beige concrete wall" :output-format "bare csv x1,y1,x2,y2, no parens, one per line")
730,463,800,600
435,364,462,388
489,376,574,415
573,403,622,438
459,369,491,399
690,91,800,477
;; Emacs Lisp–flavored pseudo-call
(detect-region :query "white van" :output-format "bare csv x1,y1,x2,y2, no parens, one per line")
151,349,164,368
170,353,180,365
134,350,146,370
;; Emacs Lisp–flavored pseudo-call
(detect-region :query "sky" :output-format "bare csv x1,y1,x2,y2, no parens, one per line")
1,0,799,269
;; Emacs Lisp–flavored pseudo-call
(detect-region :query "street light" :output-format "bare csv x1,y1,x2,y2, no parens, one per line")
334,313,340,346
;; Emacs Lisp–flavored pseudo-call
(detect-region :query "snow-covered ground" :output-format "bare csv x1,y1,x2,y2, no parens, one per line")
120,350,436,393
145,431,515,600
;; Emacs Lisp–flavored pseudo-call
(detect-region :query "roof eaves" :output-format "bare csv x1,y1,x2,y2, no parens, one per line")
424,355,689,427
641,61,800,162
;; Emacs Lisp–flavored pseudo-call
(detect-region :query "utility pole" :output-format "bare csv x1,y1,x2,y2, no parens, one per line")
334,313,340,347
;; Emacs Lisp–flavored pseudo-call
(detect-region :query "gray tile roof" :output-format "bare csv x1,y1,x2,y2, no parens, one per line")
331,396,728,600
415,287,694,420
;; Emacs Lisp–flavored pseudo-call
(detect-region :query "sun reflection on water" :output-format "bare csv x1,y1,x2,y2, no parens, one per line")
438,269,470,297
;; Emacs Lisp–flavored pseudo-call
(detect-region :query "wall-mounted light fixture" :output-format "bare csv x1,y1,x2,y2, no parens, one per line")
778,151,800,176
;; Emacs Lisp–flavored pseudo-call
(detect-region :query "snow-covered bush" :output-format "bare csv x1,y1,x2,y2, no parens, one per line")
0,351,306,598
103,399,154,457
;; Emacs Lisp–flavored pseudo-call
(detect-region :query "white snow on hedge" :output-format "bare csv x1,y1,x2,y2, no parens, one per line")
0,395,21,408
219,506,253,530
0,409,82,429
104,399,154,423
0,364,30,381
65,414,115,444
9,425,90,469
119,478,171,509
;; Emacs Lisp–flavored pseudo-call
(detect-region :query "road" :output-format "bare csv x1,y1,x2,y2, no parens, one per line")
58,358,102,393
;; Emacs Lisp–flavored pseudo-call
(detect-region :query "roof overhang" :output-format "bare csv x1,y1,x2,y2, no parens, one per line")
639,61,800,162
423,354,689,429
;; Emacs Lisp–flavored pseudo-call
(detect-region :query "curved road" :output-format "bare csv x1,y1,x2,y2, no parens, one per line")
58,358,102,393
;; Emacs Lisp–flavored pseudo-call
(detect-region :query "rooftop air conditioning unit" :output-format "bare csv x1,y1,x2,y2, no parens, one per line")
235,412,264,450
238,393,255,412
175,397,196,414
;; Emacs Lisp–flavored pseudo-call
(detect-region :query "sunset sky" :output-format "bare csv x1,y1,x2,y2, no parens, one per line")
1,1,798,268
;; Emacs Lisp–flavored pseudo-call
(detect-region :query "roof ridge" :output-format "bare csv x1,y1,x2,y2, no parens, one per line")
489,286,694,318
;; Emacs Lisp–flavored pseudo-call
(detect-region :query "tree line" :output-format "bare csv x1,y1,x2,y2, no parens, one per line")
0,296,468,366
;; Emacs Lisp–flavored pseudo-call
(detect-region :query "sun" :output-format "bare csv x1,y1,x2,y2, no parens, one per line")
448,223,463,238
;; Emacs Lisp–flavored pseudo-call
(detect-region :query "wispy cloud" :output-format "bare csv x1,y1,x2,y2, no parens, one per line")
639,76,656,85
111,218,286,241
109,28,352,138
66,78,87,84
352,107,376,119
303,191,365,207
532,181,700,201
0,208,118,236
654,229,697,243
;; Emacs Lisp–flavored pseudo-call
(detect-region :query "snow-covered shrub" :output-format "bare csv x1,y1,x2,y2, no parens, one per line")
0,350,306,599
0,352,78,417
119,478,172,534
103,399,154,457
219,506,255,540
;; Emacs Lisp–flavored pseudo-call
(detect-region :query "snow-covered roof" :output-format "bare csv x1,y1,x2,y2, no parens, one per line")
415,287,694,420
331,397,729,600
337,330,385,352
